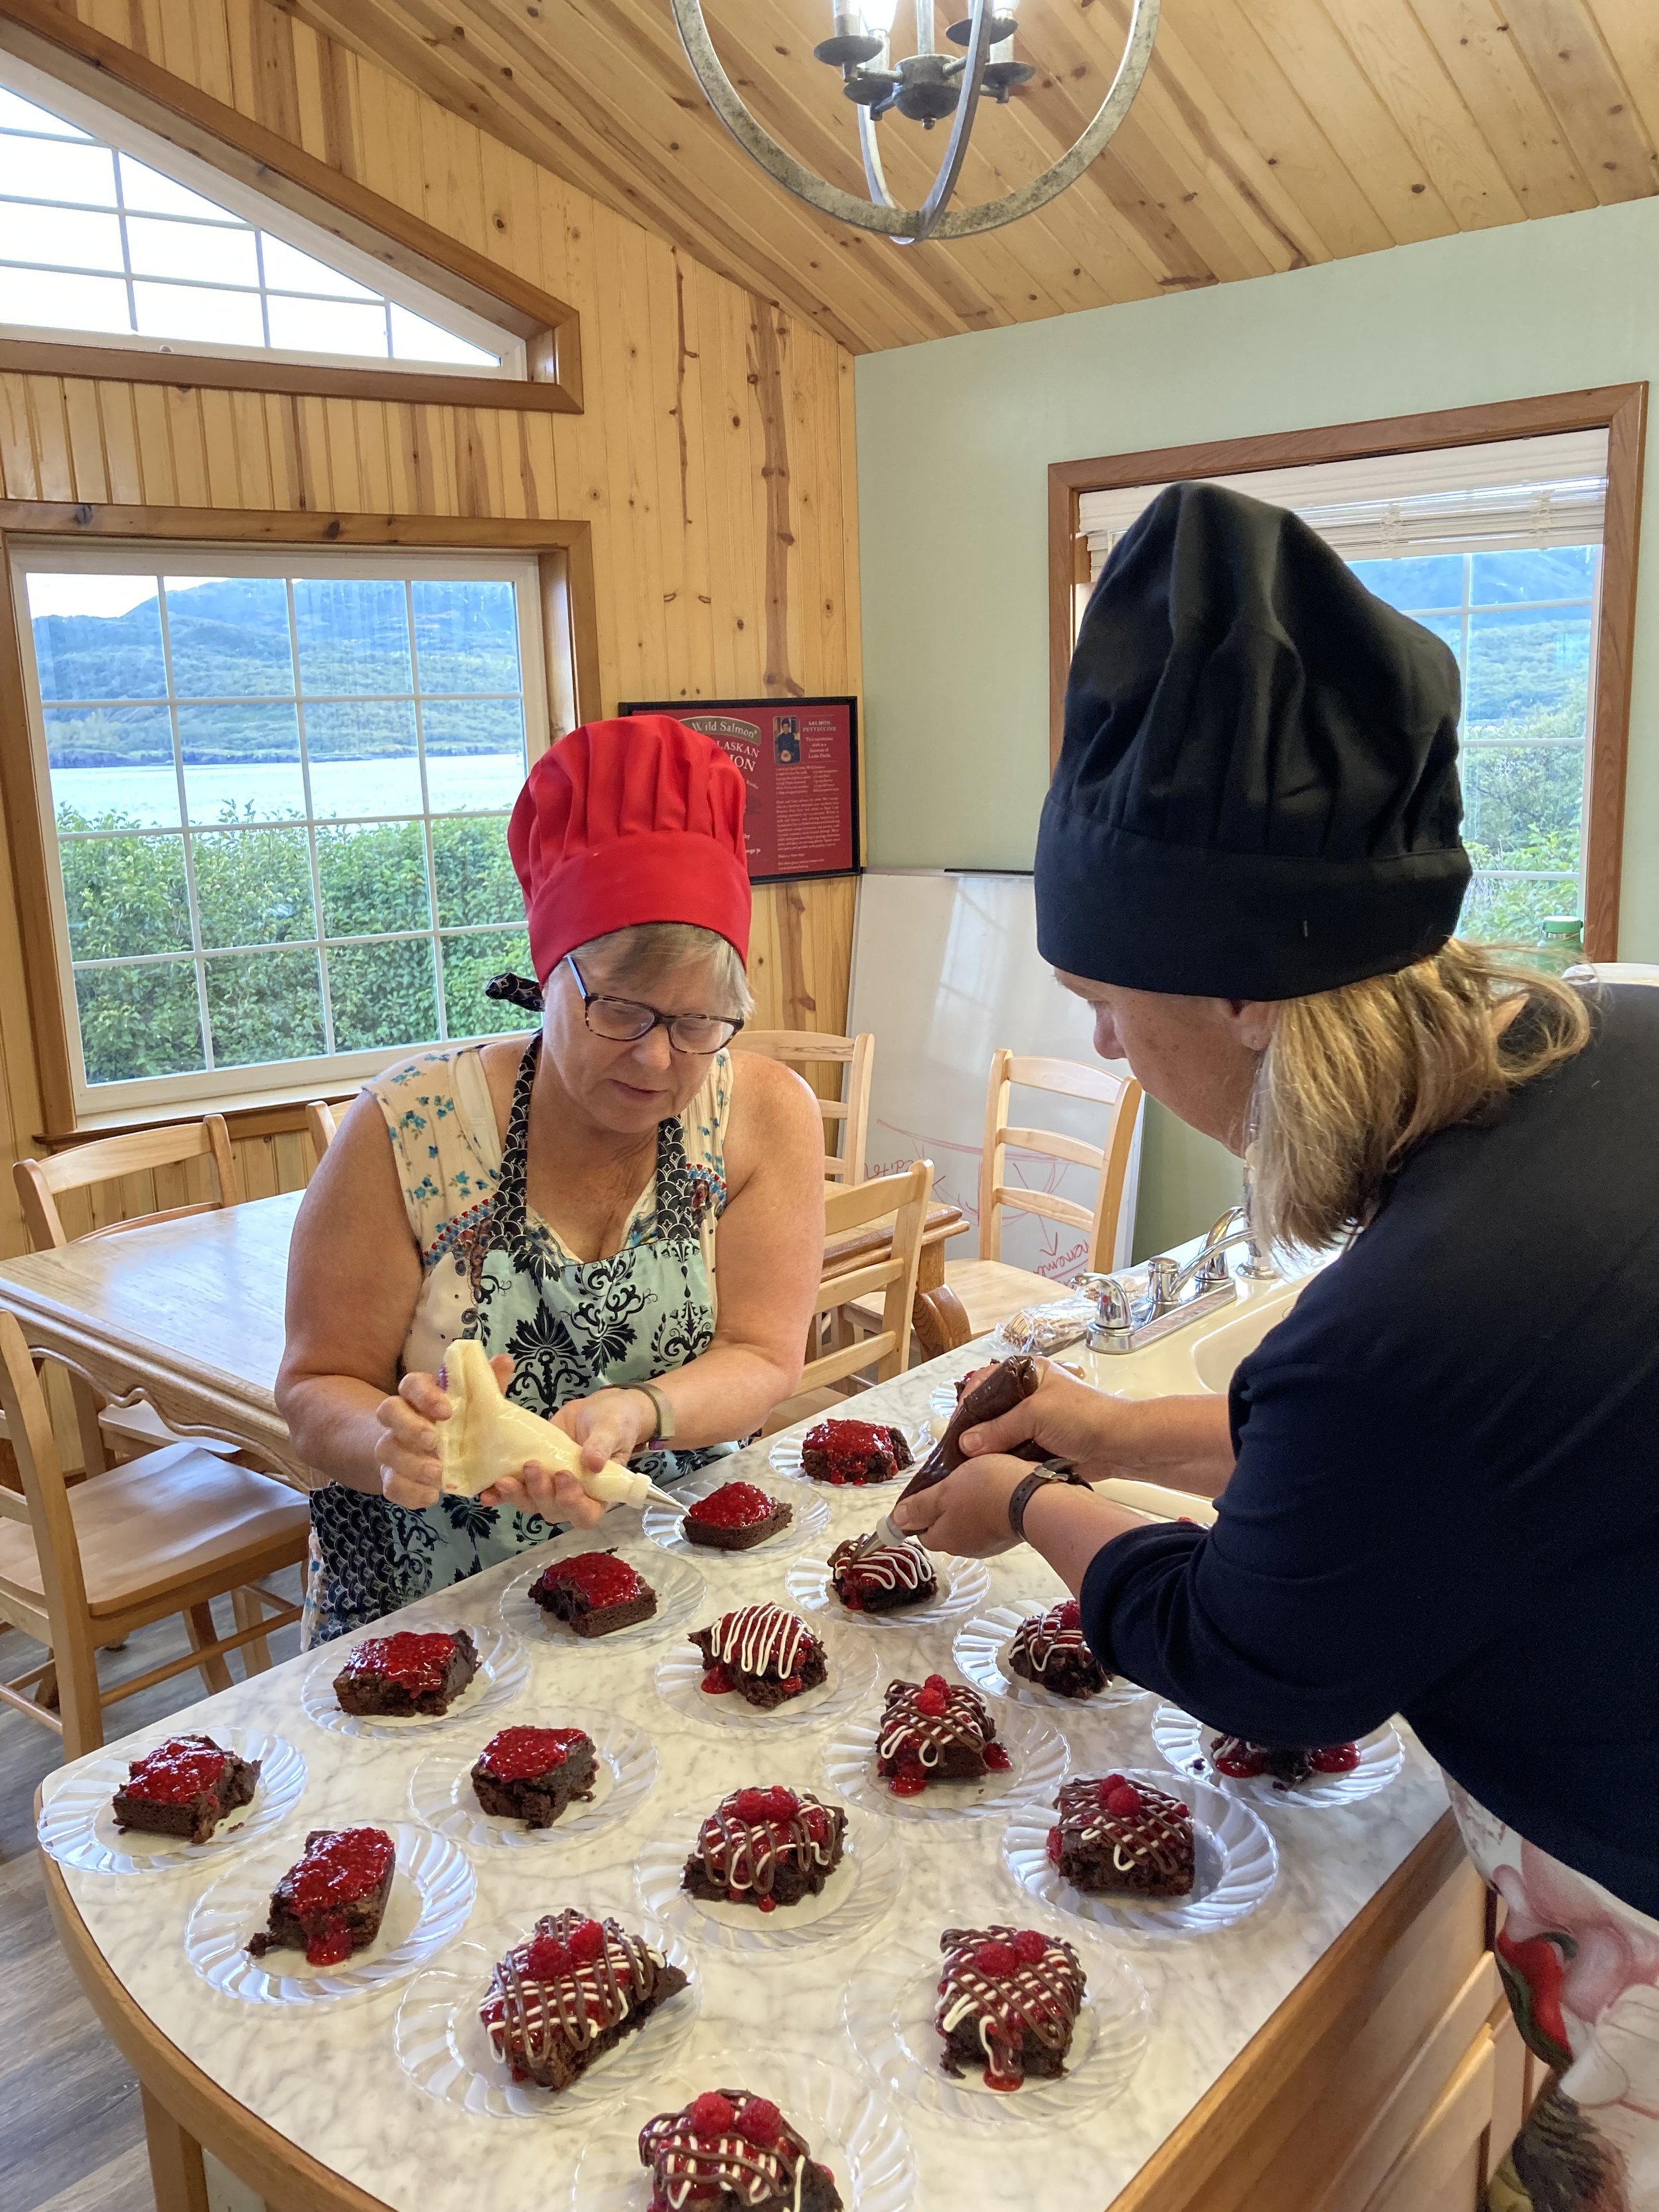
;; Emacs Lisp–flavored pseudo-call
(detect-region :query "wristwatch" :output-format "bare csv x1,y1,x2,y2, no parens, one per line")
630,1380,676,1443
1007,1463,1088,1540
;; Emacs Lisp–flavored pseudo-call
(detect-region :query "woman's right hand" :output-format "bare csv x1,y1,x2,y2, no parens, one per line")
956,1359,1130,1481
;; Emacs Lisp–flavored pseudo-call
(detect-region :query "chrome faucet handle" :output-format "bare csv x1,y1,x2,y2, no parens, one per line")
1144,1254,1181,1314
1074,1272,1135,1332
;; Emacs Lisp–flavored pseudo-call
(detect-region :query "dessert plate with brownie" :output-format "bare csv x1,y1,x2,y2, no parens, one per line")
1003,1766,1279,1937
184,1819,474,2006
653,1604,879,1732
953,1600,1149,1712
1151,1705,1407,1808
841,1920,1149,2128
37,1726,305,1878
785,1535,990,1629
408,1706,658,1852
300,1623,528,1741
767,1417,926,1487
500,1534,705,1649
394,1908,698,2118
568,2050,914,2212
642,1469,829,1560
821,1675,1068,1823
634,1785,902,1954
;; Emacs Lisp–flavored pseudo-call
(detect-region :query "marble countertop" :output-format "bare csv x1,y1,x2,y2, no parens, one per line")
45,1344,1451,2212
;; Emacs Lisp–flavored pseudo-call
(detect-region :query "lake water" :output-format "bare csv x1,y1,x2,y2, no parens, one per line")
50,753,526,828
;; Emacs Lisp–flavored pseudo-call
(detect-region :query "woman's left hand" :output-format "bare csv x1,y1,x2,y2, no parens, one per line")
478,1385,656,1523
889,1453,1033,1558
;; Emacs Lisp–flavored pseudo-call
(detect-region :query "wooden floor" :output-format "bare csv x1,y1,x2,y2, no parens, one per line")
1,1576,303,2212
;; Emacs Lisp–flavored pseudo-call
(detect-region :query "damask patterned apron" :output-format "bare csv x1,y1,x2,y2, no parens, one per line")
304,1037,727,1644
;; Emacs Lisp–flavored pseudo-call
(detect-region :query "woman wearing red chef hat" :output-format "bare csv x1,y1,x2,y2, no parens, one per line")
277,715,825,1642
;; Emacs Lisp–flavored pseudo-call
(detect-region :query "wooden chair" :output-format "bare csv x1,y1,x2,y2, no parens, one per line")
305,1099,339,1159
763,1159,934,1433
12,1116,240,1473
0,1309,307,1761
731,1030,874,1183
944,1051,1143,1341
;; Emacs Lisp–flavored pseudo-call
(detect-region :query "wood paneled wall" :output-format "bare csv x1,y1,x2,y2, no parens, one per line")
0,0,861,1258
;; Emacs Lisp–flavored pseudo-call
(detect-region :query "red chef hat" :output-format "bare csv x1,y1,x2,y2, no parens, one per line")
508,715,752,980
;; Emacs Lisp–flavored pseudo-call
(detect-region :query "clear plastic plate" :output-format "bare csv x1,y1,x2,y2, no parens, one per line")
184,1820,476,2006
394,1919,699,2119
407,1704,658,1852
641,1469,829,1560
634,1805,901,1954
1151,1705,1406,1808
499,1537,706,1651
1002,1767,1278,1937
654,1617,879,1733
37,1727,305,1877
569,2049,915,2212
300,1623,529,1742
767,1423,930,1486
842,1925,1149,2126
785,1547,989,1631
821,1695,1068,1823
953,1602,1149,1713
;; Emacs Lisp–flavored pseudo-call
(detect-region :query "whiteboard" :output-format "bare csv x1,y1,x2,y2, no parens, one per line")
845,870,1141,1278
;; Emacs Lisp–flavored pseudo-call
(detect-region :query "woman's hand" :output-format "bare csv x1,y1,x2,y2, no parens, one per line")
478,1384,656,1524
371,1366,463,1510
953,1358,1129,1475
889,1454,1032,1558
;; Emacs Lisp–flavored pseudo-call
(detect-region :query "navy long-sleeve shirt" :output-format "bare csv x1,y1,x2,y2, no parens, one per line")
1081,984,1659,1918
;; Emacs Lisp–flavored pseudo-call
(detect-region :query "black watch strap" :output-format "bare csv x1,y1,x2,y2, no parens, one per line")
1008,1469,1060,1540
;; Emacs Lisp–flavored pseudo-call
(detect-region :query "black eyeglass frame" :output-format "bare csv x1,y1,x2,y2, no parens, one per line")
563,954,745,1056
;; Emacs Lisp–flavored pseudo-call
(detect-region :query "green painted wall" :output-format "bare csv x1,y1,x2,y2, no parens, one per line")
854,196,1659,1258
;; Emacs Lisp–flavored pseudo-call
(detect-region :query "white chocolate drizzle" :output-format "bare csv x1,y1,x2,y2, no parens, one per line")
698,1604,816,1680
935,1923,1088,2085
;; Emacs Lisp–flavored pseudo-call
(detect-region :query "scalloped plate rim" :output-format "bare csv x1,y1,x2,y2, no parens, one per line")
36,1726,307,1878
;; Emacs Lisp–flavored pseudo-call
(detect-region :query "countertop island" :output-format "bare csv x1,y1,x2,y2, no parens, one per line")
40,1345,1512,2212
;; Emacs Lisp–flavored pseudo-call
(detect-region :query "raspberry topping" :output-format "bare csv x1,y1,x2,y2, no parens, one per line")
1102,1779,1144,1818
913,1683,948,1718
687,1481,776,1530
924,1672,949,1693
737,2097,782,2148
765,1787,800,1821
972,1941,1020,1978
567,1917,607,1964
1013,1929,1049,1964
734,1788,774,1824
1054,1599,1082,1629
524,1935,573,1982
689,2091,737,2135
1046,1825,1063,1865
1313,1742,1361,1773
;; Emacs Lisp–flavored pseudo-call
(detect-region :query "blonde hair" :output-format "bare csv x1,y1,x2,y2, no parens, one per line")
1248,938,1591,1254
568,921,753,1020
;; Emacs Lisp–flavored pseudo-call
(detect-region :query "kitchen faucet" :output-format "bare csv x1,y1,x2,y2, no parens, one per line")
1077,1205,1275,1356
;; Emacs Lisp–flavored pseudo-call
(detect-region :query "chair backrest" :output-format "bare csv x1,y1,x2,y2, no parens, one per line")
977,1051,1143,1274
796,1159,934,1401
0,1310,90,1645
731,1030,874,1183
305,1099,339,1160
13,1114,238,1251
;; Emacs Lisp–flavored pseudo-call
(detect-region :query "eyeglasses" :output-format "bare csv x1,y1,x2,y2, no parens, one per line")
565,955,744,1056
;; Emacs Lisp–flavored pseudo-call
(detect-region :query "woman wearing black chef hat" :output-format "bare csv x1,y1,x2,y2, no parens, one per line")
894,482,1659,2212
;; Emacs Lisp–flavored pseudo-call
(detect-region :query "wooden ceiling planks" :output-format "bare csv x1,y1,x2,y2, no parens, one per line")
272,0,1659,351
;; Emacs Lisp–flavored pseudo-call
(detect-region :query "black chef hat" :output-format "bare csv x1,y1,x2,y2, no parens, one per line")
1035,480,1471,1000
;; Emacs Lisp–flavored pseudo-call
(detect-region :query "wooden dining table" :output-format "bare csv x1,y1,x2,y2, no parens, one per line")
0,1187,976,1489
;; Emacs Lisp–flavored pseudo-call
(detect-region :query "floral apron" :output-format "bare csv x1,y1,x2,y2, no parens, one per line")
303,1036,727,1644
1449,1781,1659,2211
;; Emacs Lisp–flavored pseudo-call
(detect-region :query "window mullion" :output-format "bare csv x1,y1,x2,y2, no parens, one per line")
153,577,215,1072
110,145,137,336
287,575,336,1061
407,575,449,1044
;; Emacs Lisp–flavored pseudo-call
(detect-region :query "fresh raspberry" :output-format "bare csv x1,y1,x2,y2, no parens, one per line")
1046,1826,1063,1865
734,1788,774,1823
524,1936,573,1982
689,2091,737,2136
780,1675,804,1696
764,1787,800,1822
973,1941,1020,1979
1103,1781,1144,1818
568,1918,607,1964
913,1684,948,1718
1054,1599,1081,1629
1313,1743,1360,1773
924,1672,950,1694
737,2097,782,2148
1013,1929,1048,1965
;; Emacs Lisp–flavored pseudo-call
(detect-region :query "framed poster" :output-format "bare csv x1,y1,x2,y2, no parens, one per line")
617,696,860,883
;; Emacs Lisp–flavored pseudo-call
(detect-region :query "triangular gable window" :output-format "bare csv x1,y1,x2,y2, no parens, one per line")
0,64,516,373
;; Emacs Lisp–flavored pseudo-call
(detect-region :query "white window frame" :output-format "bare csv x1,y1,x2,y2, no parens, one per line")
0,46,524,379
11,540,550,1119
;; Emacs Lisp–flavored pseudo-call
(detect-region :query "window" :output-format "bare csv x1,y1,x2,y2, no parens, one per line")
12,546,545,1116
1074,429,1610,954
0,56,515,373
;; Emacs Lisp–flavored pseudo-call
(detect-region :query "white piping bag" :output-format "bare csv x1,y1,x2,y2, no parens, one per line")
435,1338,682,1511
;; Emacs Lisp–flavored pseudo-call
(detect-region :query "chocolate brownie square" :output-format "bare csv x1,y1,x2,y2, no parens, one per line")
111,1734,260,1846
681,1787,847,1912
639,2091,843,2212
682,1480,792,1552
689,1605,826,1709
1049,1773,1194,1896
470,1725,597,1828
480,1909,687,2090
1006,1599,1112,1700
876,1674,1007,1795
246,1826,396,1966
827,1533,936,1614
935,1923,1087,2089
530,1550,657,1639
799,1418,912,1486
332,1627,478,1718
1210,1735,1359,1785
